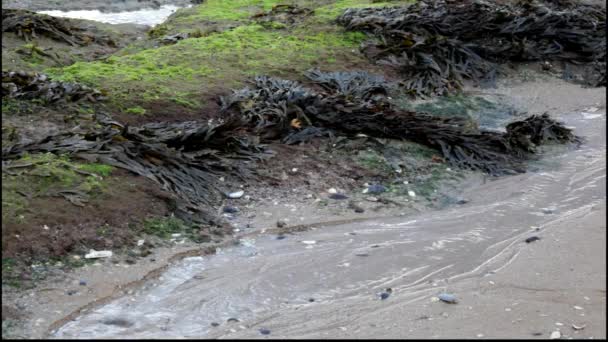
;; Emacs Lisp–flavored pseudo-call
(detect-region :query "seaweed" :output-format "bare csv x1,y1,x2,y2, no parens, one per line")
337,0,606,96
2,71,104,103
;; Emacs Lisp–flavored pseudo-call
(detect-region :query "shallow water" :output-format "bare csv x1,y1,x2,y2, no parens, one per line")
38,5,189,26
52,90,606,339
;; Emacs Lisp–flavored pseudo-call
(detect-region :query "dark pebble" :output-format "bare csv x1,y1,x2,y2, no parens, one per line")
276,220,287,228
276,235,286,240
380,292,390,300
456,198,469,205
66,289,77,296
385,287,393,293
355,253,369,257
259,328,271,335
532,332,543,336
367,184,387,194
329,193,348,200
211,322,220,327
126,258,136,265
525,236,541,243
308,298,315,302
223,206,239,214
354,207,365,213
79,280,87,286
227,318,240,323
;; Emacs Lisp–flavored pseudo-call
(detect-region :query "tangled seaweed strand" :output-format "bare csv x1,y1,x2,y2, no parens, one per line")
2,114,268,226
221,70,580,175
337,0,606,97
2,71,105,103
2,9,115,47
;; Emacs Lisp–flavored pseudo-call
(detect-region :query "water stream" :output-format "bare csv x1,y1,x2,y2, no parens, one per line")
38,5,190,26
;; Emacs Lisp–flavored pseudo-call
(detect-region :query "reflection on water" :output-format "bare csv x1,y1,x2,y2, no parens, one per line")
39,5,190,26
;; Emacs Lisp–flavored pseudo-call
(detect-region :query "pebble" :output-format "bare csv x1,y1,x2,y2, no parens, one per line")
367,184,387,194
366,196,379,202
211,322,220,327
408,190,416,198
328,188,338,194
329,193,348,200
66,290,77,296
438,293,457,304
227,191,244,199
542,207,556,214
137,239,145,246
276,220,287,228
525,236,541,243
302,240,316,245
380,292,390,300
276,235,286,240
456,197,469,205
550,331,561,339
223,206,239,214
79,280,87,286
259,328,271,335
477,333,484,338
573,306,584,310
308,298,315,302
227,318,240,323
572,324,586,331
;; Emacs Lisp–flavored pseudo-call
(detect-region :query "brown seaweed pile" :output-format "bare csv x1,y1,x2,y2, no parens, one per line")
337,0,606,97
221,70,580,175
2,71,105,103
2,71,580,225
2,9,116,47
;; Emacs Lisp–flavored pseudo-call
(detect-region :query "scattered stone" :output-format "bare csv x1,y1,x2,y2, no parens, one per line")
555,322,564,326
532,332,543,336
329,193,348,200
456,197,469,204
276,235,286,240
380,292,390,300
137,239,145,246
308,298,315,302
550,331,561,339
66,289,77,296
227,318,240,323
573,306,584,310
438,293,458,304
302,240,316,245
542,207,556,214
328,188,338,194
227,191,244,199
259,328,271,335
276,220,287,228
366,196,379,202
525,236,541,243
223,206,239,214
408,190,416,198
126,258,136,265
211,322,220,327
572,324,586,331
171,233,182,238
84,249,112,259
102,317,134,327
291,168,298,173
79,280,87,286
355,253,369,257
367,184,387,194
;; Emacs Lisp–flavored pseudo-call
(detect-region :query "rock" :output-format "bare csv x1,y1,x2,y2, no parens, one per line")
525,236,541,243
137,239,145,246
211,322,220,327
66,289,77,296
366,196,379,202
355,253,369,257
542,207,556,214
456,197,469,204
328,188,338,194
227,191,244,199
550,331,561,339
308,298,315,302
302,240,316,245
227,318,240,323
329,193,348,200
408,190,416,198
438,293,458,304
84,249,112,259
367,184,387,194
102,317,134,327
126,258,136,265
276,235,286,240
79,280,87,286
349,202,365,213
572,324,586,330
276,220,287,228
380,292,390,300
259,328,271,335
223,206,239,214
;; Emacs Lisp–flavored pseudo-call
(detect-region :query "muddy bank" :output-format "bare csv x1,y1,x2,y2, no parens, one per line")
2,0,193,13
